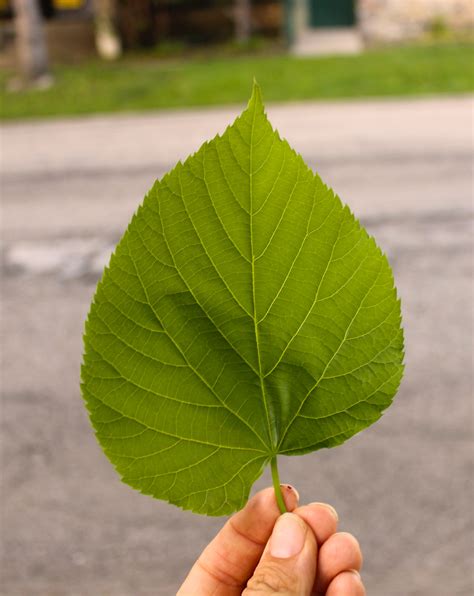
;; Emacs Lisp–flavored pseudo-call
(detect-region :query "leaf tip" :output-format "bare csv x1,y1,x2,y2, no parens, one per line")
249,78,264,113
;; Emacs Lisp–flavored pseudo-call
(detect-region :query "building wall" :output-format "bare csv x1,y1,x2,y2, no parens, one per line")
358,0,474,43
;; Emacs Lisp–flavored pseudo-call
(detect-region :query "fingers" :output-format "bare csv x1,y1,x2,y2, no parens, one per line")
243,512,317,595
326,571,366,596
178,490,364,596
177,485,299,596
295,505,364,596
314,532,363,594
293,502,339,545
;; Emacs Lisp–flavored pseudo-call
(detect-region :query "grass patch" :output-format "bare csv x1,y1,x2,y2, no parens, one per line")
1,42,472,120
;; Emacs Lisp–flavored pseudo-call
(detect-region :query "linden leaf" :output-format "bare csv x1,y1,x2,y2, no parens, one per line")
81,84,404,516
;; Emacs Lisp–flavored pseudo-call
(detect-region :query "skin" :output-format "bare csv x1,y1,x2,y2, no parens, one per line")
178,486,365,595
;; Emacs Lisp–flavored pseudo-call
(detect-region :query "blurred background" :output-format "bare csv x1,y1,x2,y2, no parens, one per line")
1,1,473,595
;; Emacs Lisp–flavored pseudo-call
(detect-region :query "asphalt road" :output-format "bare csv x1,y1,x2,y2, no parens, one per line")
1,96,473,596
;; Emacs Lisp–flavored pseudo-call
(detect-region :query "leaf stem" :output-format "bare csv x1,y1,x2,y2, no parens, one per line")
270,456,287,514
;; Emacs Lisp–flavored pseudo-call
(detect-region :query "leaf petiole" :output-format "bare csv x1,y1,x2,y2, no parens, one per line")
271,456,287,514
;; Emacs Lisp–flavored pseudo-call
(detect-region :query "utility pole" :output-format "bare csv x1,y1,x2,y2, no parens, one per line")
12,0,51,88
234,0,251,43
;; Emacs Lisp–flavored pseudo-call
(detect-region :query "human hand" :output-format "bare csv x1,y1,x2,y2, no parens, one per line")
178,486,364,595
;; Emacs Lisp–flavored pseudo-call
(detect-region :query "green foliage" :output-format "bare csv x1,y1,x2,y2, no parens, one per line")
81,84,404,515
1,43,472,120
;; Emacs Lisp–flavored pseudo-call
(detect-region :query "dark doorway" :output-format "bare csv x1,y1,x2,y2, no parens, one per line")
309,0,355,28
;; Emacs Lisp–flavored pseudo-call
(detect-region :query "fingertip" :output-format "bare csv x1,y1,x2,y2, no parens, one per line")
281,484,300,510
244,511,317,595
308,502,338,521
334,532,363,569
230,486,299,547
316,532,363,593
293,502,338,546
326,570,366,596
269,512,307,559
247,485,299,515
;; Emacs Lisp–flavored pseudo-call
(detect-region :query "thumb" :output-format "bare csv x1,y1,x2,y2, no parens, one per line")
243,512,317,595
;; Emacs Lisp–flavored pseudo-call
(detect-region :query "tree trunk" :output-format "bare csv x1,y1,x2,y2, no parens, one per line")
94,0,122,60
234,0,251,43
12,0,50,86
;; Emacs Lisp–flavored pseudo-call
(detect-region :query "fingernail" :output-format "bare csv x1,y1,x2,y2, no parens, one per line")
349,570,361,579
308,502,339,521
281,484,300,503
270,513,306,559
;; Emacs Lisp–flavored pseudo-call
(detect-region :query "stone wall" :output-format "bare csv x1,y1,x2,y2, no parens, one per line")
358,0,474,44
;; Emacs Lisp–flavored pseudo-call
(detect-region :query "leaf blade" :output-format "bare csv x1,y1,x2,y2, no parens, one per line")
82,83,404,515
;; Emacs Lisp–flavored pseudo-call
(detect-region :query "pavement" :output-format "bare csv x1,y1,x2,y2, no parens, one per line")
1,96,473,596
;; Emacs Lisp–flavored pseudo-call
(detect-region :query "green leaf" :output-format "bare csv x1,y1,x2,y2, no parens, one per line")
81,83,404,516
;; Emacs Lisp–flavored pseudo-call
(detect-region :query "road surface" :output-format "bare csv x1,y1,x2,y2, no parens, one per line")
1,96,473,595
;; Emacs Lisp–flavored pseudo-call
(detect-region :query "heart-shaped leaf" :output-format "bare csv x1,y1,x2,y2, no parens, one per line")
81,84,404,516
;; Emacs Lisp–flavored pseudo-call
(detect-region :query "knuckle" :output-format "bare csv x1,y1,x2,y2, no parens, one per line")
244,562,296,594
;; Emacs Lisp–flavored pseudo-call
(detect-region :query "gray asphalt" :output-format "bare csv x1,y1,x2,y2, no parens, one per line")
1,96,473,596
